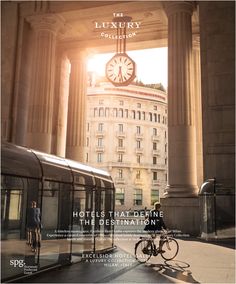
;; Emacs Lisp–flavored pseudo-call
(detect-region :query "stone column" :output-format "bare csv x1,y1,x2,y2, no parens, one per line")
164,1,198,197
161,1,200,235
51,52,70,157
66,50,87,162
193,38,203,188
26,14,64,153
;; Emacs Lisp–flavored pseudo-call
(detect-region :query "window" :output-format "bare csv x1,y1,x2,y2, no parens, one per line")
137,111,141,120
99,108,104,117
165,158,167,165
99,99,104,105
154,113,157,122
136,170,141,179
136,126,141,134
119,109,123,117
149,113,152,121
119,100,124,106
134,189,142,205
153,128,157,136
118,139,123,147
97,153,102,163
86,138,89,147
132,110,135,119
116,188,125,205
98,138,103,147
154,105,157,111
118,169,123,178
137,140,141,149
125,109,128,118
153,142,157,150
98,123,103,132
94,108,98,117
165,144,167,152
118,124,123,132
158,114,160,123
105,108,109,117
137,103,141,108
153,156,157,165
113,108,118,117
118,154,123,162
142,112,145,120
165,131,167,138
86,153,88,162
153,171,158,180
151,189,159,205
137,155,141,164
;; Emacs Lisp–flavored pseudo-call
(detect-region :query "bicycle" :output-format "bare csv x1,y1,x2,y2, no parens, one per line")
135,229,179,263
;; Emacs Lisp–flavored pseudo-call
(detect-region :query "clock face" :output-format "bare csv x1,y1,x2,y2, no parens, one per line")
106,53,136,86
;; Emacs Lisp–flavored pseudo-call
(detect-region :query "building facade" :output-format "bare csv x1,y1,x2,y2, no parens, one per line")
86,82,167,211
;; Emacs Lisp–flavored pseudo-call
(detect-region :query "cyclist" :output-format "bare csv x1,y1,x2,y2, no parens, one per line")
144,202,166,254
26,201,42,253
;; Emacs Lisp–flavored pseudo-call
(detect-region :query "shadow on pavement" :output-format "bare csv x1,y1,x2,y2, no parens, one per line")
180,237,235,250
146,259,200,283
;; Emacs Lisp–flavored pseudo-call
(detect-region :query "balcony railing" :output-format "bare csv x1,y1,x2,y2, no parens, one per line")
95,130,105,137
152,134,161,141
152,180,161,185
134,178,144,185
114,177,125,184
135,148,144,154
95,146,105,152
135,133,144,139
152,149,161,155
116,146,126,153
116,131,126,138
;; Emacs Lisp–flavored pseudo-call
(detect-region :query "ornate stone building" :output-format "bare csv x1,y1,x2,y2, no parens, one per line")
86,82,167,211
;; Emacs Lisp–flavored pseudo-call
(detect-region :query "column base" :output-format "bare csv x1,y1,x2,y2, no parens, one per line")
164,184,199,197
160,197,200,236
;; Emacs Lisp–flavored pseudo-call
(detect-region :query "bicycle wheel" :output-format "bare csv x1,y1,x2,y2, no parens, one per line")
135,239,153,263
160,238,179,260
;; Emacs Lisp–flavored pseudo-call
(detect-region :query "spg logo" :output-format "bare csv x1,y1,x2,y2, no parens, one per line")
10,259,25,268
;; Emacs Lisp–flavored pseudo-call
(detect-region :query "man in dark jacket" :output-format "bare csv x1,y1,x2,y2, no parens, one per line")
144,202,166,254
27,201,41,252
144,202,166,232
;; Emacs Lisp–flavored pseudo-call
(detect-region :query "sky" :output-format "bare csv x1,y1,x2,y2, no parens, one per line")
87,47,168,89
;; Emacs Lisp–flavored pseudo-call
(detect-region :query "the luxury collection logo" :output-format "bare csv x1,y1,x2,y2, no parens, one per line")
95,12,141,39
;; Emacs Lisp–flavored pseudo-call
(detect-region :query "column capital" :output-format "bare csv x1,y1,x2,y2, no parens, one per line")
27,13,65,35
162,1,195,17
66,48,89,62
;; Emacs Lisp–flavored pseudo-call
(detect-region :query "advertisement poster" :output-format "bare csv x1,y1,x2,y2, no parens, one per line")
1,1,235,283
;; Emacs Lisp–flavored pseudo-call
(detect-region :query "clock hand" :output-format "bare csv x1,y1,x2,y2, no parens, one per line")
118,66,123,82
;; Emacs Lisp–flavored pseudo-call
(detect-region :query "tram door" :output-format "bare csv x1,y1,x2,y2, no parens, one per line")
1,175,28,280
72,184,93,255
94,180,114,252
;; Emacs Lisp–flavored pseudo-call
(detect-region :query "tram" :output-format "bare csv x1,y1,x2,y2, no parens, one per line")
1,142,115,282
